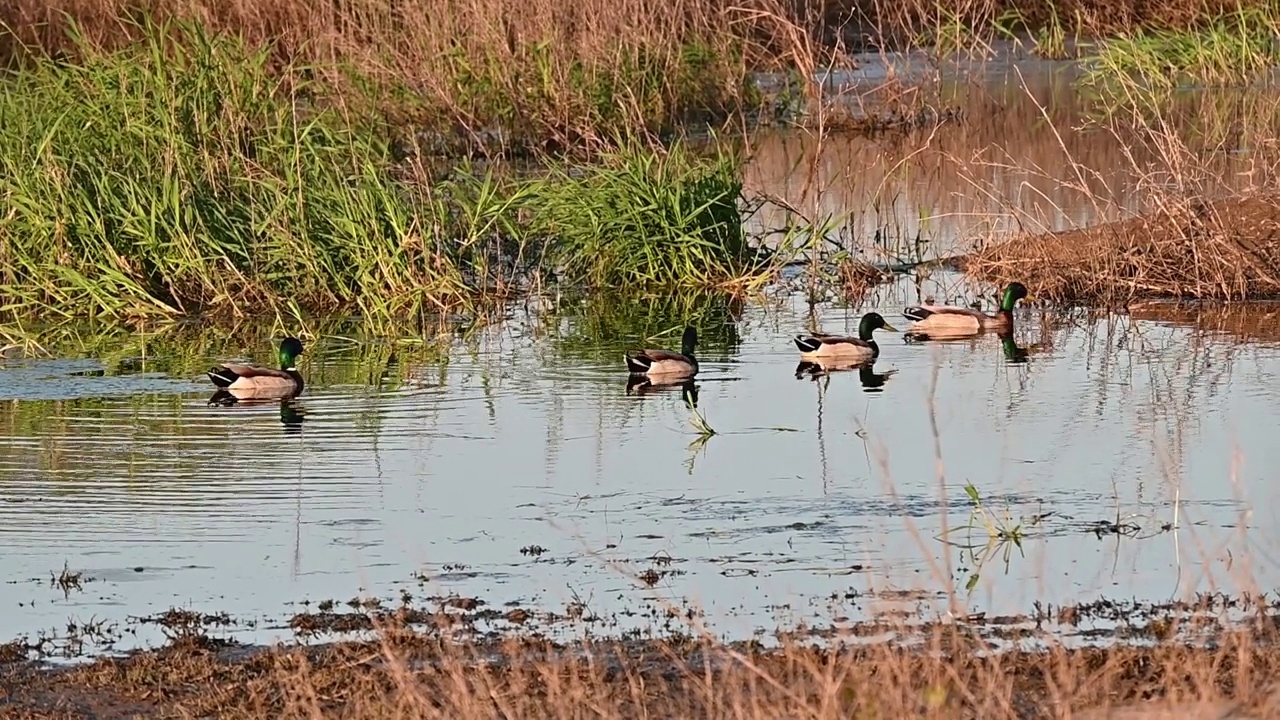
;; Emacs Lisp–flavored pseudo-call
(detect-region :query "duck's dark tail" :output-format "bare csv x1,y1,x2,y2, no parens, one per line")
624,353,652,374
902,306,934,322
793,336,821,353
206,367,237,388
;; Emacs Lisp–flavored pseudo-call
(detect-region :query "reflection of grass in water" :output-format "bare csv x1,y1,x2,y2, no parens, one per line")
684,395,716,474
545,290,748,365
1,319,451,385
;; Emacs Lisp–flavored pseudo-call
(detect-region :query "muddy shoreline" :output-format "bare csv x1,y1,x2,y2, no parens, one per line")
6,621,1280,718
6,590,1280,718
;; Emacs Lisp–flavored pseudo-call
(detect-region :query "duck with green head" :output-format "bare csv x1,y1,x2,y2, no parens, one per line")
793,312,898,362
625,327,699,377
207,337,305,400
902,282,1031,337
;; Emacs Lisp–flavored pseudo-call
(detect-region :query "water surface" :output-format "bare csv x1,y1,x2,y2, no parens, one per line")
2,278,1279,653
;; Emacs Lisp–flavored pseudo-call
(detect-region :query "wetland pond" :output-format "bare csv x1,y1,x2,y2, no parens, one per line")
4,63,1280,657
3,278,1280,655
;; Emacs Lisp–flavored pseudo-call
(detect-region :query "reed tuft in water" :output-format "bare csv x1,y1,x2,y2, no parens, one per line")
530,143,768,290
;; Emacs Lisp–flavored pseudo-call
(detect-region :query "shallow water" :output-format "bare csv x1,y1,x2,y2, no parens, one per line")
743,58,1280,263
3,276,1280,654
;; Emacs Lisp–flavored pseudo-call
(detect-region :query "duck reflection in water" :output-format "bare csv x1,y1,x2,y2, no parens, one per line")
999,331,1030,365
625,374,700,408
904,329,1034,366
209,391,306,432
794,358,898,392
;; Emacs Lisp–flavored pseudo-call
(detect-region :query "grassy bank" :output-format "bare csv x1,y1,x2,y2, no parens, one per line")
0,24,772,324
969,194,1280,303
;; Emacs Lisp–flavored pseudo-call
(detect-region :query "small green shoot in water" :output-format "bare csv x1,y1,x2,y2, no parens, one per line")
683,398,716,474
688,403,716,440
949,483,1047,593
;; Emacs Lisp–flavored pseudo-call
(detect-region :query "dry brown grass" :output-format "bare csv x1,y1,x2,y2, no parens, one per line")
7,0,1271,58
5,624,1280,719
969,194,1280,304
0,0,785,153
842,0,1275,48
0,0,1272,158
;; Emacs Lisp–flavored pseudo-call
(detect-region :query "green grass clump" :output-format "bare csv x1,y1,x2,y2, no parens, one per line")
0,22,769,324
1081,7,1280,94
0,21,481,320
530,143,767,290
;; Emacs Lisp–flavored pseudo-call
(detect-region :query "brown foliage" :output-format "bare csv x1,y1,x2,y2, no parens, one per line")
4,0,1273,70
0,0,771,154
4,626,1280,719
969,194,1280,303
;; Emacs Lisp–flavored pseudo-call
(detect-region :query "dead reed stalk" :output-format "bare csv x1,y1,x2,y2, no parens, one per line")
970,194,1280,303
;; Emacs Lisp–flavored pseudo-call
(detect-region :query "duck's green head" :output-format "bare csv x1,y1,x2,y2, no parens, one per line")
680,326,698,355
1000,282,1031,312
858,312,898,340
278,337,304,370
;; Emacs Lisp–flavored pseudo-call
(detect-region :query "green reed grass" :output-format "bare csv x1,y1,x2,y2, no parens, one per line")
0,0,757,155
0,21,472,320
1081,6,1280,95
529,142,769,290
0,22,770,325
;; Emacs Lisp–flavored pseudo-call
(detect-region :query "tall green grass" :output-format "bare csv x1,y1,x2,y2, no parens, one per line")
529,143,765,290
0,22,467,320
0,23,769,324
1081,6,1280,95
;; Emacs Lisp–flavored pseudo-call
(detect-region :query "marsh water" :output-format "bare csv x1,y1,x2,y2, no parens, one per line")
4,282,1280,653
5,59,1280,655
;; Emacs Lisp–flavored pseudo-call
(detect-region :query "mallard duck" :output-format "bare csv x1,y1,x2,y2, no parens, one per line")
793,312,898,362
902,282,1031,337
207,337,305,399
625,326,698,377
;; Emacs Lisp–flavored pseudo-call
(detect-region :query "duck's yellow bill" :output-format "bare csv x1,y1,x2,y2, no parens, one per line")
882,322,899,332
